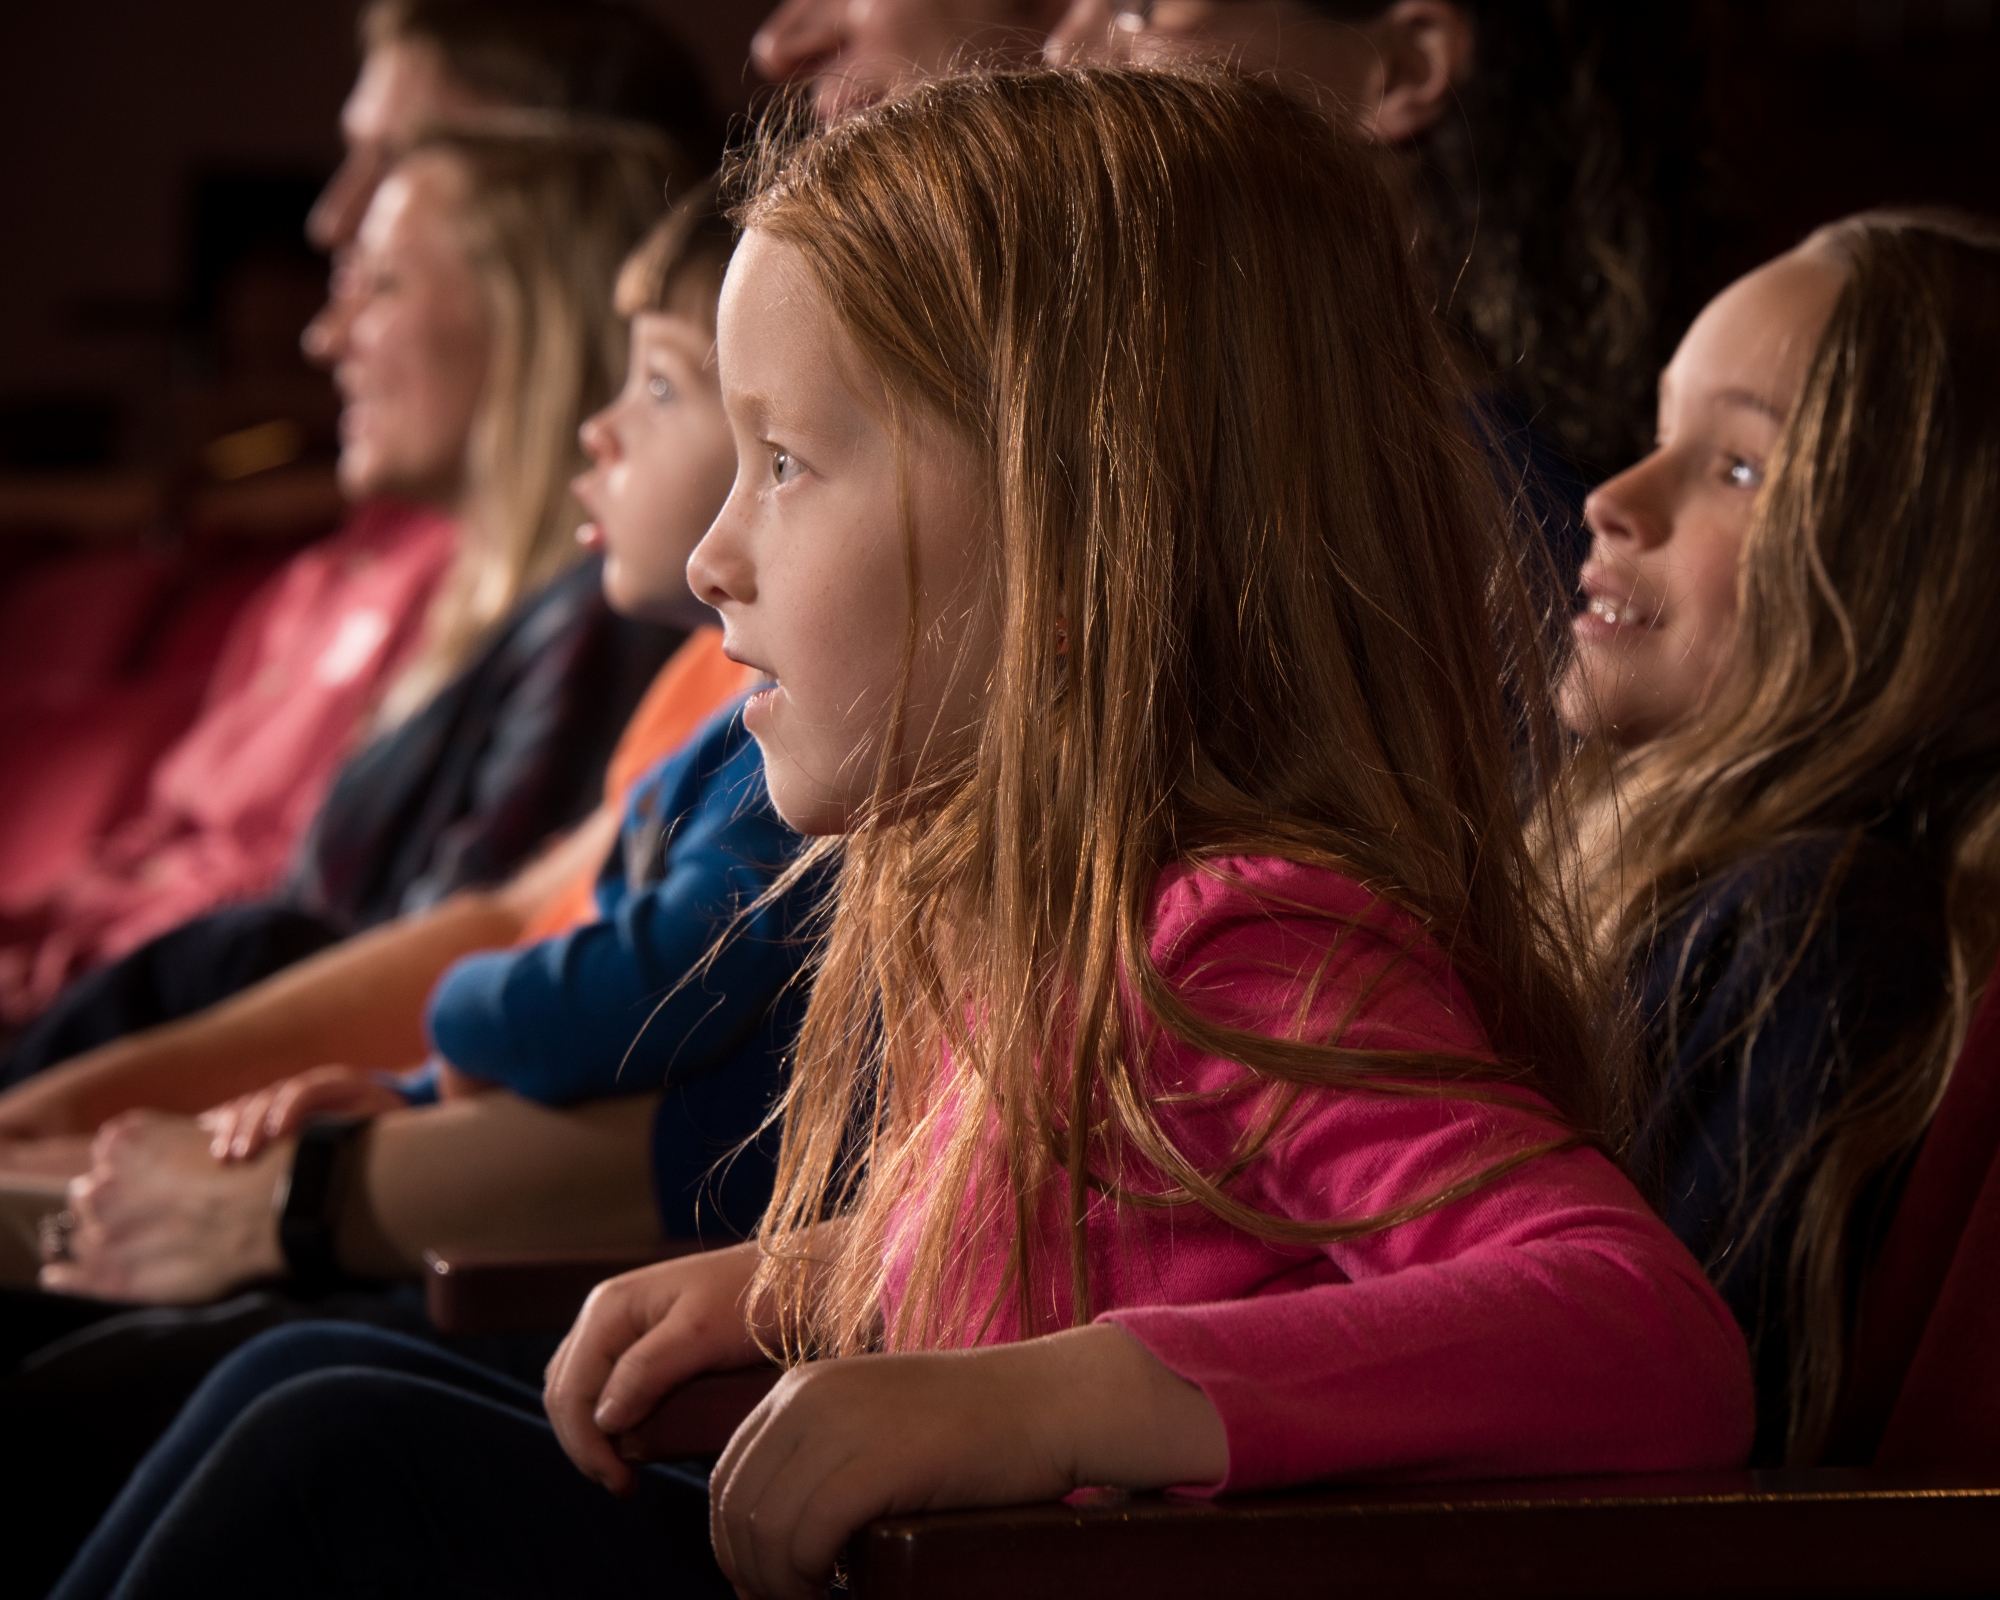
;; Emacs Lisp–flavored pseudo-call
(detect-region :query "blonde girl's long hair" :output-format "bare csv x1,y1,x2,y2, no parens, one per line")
733,66,1610,1361
1564,210,2000,1463
376,121,692,725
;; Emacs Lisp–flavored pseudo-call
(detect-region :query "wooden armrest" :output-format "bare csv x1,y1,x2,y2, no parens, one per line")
847,1468,2000,1600
422,1243,703,1336
617,1367,783,1460
425,1243,781,1459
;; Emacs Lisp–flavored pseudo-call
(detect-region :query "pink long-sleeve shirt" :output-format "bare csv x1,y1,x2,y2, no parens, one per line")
0,502,455,1023
880,855,1754,1493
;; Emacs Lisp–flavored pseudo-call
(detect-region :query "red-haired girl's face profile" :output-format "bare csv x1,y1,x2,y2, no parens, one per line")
1559,247,1846,748
690,230,999,835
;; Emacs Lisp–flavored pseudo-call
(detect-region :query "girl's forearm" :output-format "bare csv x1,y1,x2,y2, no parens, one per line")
1021,1322,1229,1491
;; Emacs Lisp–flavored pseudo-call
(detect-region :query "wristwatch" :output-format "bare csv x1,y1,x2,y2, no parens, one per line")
276,1113,371,1292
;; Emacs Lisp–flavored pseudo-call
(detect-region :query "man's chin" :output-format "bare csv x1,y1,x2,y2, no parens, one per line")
813,72,889,126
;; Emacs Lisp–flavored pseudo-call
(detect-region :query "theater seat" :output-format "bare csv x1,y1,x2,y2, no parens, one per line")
425,1235,2000,1599
0,676,210,905
843,1469,2000,1600
423,1244,687,1337
428,985,2000,1599
0,549,291,905
1857,967,2000,1468
0,548,181,695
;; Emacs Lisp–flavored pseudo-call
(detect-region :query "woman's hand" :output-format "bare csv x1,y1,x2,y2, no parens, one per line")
544,1242,770,1497
39,1110,289,1303
198,1064,407,1162
708,1323,1229,1600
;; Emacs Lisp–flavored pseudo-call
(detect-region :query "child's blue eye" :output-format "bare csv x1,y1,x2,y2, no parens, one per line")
647,375,676,403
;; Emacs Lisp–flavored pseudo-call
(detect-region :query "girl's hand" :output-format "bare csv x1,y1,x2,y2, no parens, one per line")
197,1065,407,1162
709,1324,1229,1600
544,1242,769,1497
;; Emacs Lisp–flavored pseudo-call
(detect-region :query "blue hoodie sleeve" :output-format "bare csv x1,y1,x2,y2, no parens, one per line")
422,702,810,1105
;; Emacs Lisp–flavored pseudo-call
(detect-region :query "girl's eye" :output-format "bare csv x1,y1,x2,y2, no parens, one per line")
1724,458,1764,490
770,448,800,486
647,375,676,403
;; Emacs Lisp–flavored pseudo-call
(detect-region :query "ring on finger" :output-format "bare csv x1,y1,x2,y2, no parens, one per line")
37,1208,78,1264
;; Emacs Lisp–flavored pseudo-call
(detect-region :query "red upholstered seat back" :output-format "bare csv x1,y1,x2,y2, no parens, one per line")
0,548,179,692
1831,966,2000,1466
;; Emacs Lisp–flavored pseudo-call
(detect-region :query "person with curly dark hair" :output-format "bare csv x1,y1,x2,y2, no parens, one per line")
1044,0,1716,516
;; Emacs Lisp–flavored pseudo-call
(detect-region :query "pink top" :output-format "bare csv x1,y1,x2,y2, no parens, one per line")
0,502,455,1022
880,855,1754,1493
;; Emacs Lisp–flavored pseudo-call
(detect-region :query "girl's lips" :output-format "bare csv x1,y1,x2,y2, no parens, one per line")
574,518,605,551
1575,561,1662,640
1578,593,1654,629
1572,595,1658,645
742,679,781,727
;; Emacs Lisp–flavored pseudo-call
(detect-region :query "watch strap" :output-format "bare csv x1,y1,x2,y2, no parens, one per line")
277,1113,370,1292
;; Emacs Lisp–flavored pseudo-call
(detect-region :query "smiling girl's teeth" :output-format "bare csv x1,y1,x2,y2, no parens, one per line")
1588,596,1633,627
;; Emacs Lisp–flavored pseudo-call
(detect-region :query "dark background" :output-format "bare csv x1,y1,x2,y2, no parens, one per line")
0,0,764,475
0,0,1994,476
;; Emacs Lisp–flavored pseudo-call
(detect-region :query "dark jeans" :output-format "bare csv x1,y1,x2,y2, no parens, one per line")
51,1322,731,1600
1,902,345,1084
1,1285,564,1598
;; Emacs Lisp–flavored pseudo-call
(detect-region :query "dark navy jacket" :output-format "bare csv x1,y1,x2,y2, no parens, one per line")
425,700,820,1240
294,556,682,929
1631,830,1948,1461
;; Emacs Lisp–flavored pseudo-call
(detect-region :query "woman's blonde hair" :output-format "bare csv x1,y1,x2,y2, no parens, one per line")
732,66,1606,1360
377,120,692,723
1564,209,2000,1462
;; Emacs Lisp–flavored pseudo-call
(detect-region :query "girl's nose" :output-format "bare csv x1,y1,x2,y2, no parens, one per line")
578,407,617,465
1583,454,1672,552
753,0,846,83
687,499,755,609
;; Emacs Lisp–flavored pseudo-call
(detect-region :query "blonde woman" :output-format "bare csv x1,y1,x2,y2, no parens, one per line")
1556,210,2000,1464
6,121,689,1077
